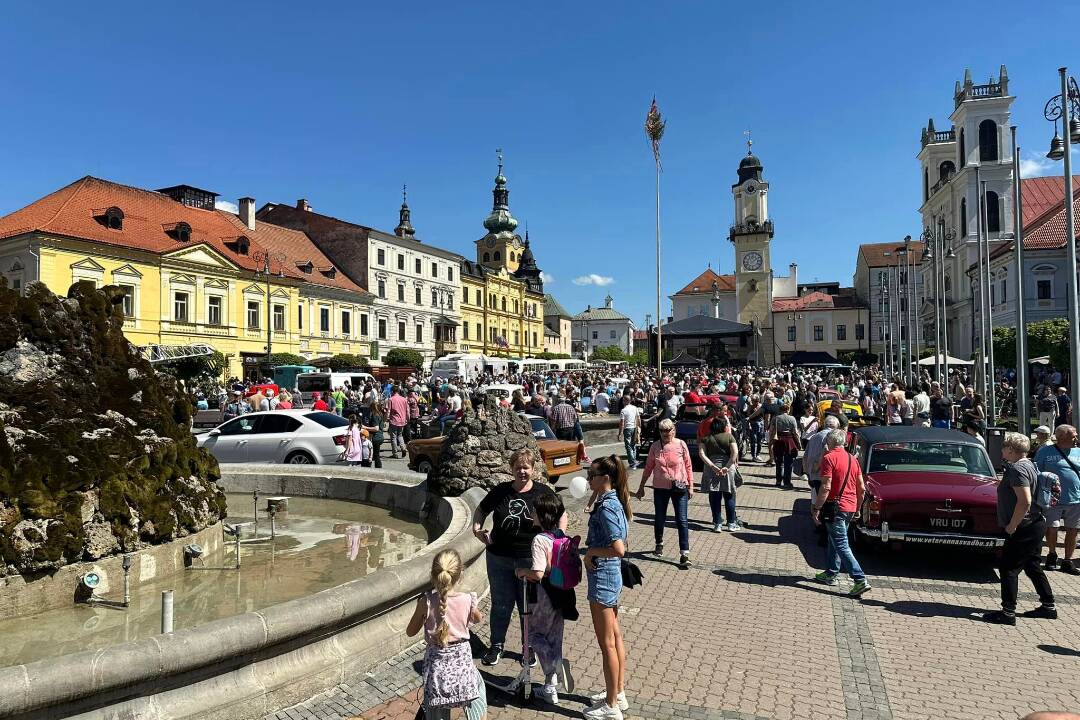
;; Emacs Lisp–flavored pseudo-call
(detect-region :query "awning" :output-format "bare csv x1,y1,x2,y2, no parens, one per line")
666,351,707,367
917,353,975,366
656,315,754,337
787,350,841,367
433,315,460,327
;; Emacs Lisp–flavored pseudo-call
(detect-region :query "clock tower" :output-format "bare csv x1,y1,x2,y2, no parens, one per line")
730,141,775,365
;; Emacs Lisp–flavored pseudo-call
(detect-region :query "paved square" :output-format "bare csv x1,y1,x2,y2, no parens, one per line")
267,460,1080,720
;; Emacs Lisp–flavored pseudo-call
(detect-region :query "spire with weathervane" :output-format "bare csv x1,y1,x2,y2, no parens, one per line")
482,149,519,237
394,184,416,239
513,225,544,294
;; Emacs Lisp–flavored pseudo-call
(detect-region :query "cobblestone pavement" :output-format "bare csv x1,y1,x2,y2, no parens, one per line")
267,457,1080,720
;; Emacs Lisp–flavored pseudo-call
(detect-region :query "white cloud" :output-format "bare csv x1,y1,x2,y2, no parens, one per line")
1020,148,1078,178
215,199,239,213
540,271,554,284
573,274,614,286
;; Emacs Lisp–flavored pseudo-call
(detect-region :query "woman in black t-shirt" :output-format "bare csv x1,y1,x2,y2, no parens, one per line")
472,446,564,667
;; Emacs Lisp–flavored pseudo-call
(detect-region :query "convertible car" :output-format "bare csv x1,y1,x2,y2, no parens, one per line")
849,426,1004,550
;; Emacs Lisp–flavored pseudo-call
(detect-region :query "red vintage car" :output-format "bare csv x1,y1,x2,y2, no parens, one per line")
849,426,1004,550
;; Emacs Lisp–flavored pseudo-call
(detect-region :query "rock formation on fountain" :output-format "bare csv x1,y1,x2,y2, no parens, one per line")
430,393,548,496
0,281,226,577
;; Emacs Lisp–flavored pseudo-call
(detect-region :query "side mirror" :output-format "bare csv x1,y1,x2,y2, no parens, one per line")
209,428,221,436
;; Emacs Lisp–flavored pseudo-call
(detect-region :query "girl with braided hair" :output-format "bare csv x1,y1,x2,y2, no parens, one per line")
406,549,487,720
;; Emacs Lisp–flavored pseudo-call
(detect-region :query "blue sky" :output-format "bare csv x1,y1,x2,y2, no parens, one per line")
0,2,1073,327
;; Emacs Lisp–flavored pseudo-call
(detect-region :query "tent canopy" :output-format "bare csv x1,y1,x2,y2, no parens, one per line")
666,350,707,367
656,315,754,338
916,353,974,366
787,350,842,367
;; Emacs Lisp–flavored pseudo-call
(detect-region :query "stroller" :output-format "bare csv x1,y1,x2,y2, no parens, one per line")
489,577,537,705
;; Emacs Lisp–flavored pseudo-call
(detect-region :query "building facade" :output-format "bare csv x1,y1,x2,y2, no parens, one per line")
771,289,868,362
543,294,572,356
916,66,1015,360
671,268,737,320
0,177,372,380
458,159,545,357
571,295,634,357
853,241,925,366
257,196,463,364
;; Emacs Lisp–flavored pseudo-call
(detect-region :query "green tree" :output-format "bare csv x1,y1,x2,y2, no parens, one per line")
537,351,571,360
267,352,308,366
993,319,1070,371
590,345,626,361
628,350,649,366
384,347,425,368
322,353,370,371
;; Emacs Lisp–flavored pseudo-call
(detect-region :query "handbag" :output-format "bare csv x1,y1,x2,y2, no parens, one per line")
620,558,643,588
818,454,855,523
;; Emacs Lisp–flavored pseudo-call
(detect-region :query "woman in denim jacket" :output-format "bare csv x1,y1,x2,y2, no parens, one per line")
582,455,632,720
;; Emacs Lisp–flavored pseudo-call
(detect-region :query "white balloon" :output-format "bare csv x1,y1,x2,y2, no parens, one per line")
567,475,589,499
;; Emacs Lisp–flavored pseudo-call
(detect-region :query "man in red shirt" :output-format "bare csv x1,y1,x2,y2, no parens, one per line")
697,401,721,441
386,387,410,458
810,429,871,596
311,393,329,411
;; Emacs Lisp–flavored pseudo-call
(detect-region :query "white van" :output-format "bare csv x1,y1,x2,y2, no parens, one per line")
549,359,587,371
295,371,376,399
431,353,486,381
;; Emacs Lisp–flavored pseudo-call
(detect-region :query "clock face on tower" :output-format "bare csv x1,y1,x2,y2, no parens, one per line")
742,251,763,272
745,183,757,194
486,237,496,248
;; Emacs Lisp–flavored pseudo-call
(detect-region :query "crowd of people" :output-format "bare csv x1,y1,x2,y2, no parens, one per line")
393,360,1075,720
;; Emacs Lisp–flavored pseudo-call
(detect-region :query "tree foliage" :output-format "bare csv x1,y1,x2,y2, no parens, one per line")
383,347,425,368
322,353,371,371
268,352,308,366
993,318,1070,371
590,345,626,361
628,350,649,366
537,351,572,360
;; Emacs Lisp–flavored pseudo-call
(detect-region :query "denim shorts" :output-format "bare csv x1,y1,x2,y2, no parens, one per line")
587,557,622,607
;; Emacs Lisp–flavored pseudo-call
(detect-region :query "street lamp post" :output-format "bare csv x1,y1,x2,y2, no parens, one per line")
1012,125,1030,432
1043,68,1080,395
254,251,286,379
921,226,940,381
894,247,907,382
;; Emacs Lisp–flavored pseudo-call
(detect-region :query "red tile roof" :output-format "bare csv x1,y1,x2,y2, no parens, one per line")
857,240,926,269
773,287,862,312
1019,175,1080,225
0,176,370,296
673,268,735,296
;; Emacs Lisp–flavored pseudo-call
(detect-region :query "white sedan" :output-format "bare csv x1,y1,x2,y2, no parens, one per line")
197,410,350,465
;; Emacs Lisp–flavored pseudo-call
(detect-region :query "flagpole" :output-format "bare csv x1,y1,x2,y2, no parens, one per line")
656,156,662,382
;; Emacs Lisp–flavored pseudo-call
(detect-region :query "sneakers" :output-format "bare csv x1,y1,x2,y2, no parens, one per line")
583,701,624,720
557,659,576,693
727,521,743,532
679,553,691,568
812,571,839,586
481,644,503,666
713,522,724,533
588,691,629,711
1060,559,1080,576
849,580,872,597
752,454,762,463
521,653,538,668
1045,553,1060,570
653,542,664,556
535,684,559,706
981,610,1017,625
1021,605,1059,620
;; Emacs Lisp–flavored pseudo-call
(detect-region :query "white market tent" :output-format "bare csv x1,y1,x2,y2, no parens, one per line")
917,353,975,366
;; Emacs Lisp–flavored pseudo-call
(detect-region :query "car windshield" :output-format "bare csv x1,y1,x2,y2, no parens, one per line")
528,417,556,440
297,376,330,394
867,441,993,476
304,411,350,429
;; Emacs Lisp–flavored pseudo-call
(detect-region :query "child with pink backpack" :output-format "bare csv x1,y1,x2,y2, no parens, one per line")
516,492,578,705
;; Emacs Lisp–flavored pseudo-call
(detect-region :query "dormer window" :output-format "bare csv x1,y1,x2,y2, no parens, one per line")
174,222,192,242
232,235,250,255
296,260,314,274
105,207,124,230
320,266,337,279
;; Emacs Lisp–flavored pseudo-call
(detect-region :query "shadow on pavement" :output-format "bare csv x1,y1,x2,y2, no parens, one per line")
1038,644,1080,657
711,567,840,598
479,668,592,718
859,598,988,619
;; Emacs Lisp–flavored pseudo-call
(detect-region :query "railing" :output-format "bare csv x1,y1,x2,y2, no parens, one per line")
956,82,1006,107
922,129,956,147
434,340,458,354
928,173,953,198
729,219,775,239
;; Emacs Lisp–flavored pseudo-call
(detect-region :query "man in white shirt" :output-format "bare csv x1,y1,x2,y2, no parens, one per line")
912,384,931,428
594,389,610,414
619,397,642,467
447,390,462,414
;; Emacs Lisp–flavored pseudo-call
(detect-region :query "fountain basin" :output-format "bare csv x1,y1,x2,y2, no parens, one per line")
0,466,487,720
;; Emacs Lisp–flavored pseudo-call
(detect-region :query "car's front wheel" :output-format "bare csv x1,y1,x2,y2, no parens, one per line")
285,451,315,465
416,458,433,475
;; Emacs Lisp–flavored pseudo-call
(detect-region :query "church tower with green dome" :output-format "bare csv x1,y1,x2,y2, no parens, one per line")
730,137,775,365
476,150,526,273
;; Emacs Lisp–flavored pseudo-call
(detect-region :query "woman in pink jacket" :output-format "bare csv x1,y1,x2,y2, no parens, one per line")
634,418,694,567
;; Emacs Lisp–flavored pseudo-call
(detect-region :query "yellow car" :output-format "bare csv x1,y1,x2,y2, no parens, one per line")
816,399,870,428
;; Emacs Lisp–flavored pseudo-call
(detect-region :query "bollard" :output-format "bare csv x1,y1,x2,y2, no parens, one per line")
269,507,276,540
161,590,174,633
235,530,242,569
122,554,132,606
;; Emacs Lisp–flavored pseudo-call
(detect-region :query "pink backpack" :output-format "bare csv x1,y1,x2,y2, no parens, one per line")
545,530,582,590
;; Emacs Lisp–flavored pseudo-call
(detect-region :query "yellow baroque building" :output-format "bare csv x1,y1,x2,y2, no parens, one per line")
0,177,374,381
457,159,545,358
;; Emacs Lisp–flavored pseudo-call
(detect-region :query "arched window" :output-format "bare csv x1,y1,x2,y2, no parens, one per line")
105,206,124,230
960,197,968,237
923,168,929,202
483,252,490,262
938,160,955,182
493,250,501,261
959,128,966,168
979,119,998,162
985,190,1001,232
944,274,952,294
509,252,516,262
175,222,191,242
